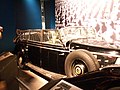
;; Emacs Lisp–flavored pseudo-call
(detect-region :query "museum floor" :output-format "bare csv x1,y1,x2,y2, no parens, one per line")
0,51,67,90
1,52,120,90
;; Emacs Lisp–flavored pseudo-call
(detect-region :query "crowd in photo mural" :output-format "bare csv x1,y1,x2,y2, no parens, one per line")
55,0,120,43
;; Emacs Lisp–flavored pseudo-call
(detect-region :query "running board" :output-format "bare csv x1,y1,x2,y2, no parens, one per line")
25,62,67,80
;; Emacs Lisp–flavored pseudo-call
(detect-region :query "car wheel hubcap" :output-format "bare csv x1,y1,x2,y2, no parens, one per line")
75,64,84,75
71,60,86,76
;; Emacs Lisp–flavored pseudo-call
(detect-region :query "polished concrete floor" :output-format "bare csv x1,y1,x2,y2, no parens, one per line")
17,63,66,90
17,69,48,90
0,52,66,90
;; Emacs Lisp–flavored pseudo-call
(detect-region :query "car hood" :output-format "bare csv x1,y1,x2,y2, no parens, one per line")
71,38,120,50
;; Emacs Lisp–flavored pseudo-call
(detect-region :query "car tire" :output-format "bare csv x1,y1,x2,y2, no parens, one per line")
77,49,100,69
65,50,99,77
17,50,25,69
17,47,29,69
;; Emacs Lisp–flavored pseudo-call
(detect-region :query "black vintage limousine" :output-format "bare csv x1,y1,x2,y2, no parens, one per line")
13,26,120,77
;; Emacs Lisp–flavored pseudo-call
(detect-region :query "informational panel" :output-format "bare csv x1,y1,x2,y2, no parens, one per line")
50,80,82,90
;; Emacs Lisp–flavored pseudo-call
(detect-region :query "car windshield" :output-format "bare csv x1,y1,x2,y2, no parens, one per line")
59,26,96,39
58,26,120,49
58,26,99,44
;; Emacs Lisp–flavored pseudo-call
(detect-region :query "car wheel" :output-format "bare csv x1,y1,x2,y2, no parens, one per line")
17,47,28,69
77,49,100,69
17,49,24,68
65,50,99,77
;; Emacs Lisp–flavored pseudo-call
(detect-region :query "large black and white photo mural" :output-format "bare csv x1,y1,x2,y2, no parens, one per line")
55,0,120,43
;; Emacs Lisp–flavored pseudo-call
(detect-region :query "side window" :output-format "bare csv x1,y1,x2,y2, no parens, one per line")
50,30,61,44
43,30,50,42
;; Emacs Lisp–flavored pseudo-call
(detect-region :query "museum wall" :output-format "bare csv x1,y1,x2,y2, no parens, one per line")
0,0,16,53
55,0,120,43
44,0,55,29
15,0,42,29
0,0,55,53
